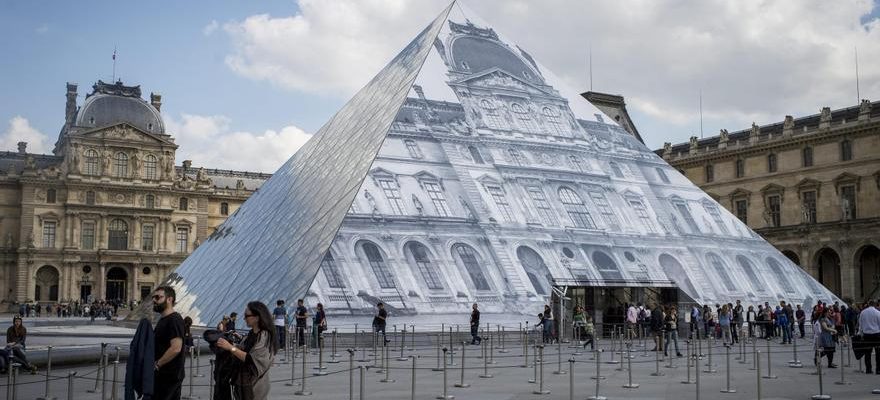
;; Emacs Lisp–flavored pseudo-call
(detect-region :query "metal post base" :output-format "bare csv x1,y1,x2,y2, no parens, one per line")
587,396,608,400
789,361,804,368
294,390,312,396
622,383,640,389
810,395,831,400
533,389,550,395
721,389,737,393
436,396,454,400
453,383,470,388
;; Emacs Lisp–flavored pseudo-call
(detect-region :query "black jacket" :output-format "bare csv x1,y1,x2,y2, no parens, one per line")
125,318,155,400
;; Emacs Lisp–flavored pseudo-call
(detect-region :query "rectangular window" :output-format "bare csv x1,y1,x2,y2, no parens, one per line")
840,140,852,161
81,221,95,250
47,189,56,203
179,198,188,211
42,221,56,248
86,191,96,205
589,191,620,231
321,254,345,288
735,200,748,224
378,179,406,215
767,195,781,227
840,185,856,220
735,159,745,178
422,182,450,217
486,185,515,222
703,203,730,234
527,186,557,225
404,139,423,159
767,154,778,173
142,225,154,251
656,167,670,183
803,147,813,167
176,227,188,253
674,202,701,233
802,191,817,223
705,164,714,183
628,198,655,233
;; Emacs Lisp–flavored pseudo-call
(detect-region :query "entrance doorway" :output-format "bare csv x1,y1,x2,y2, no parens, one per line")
106,266,128,302
857,245,880,301
816,248,841,296
80,285,92,302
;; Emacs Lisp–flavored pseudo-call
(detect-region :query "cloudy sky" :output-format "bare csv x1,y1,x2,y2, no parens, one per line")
1,0,878,173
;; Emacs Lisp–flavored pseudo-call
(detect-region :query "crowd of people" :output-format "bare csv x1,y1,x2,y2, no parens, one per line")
12,298,138,320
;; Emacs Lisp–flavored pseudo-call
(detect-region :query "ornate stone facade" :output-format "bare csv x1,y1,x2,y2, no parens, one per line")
0,81,268,307
658,100,880,302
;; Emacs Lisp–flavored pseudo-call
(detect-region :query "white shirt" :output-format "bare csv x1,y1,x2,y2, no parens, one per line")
858,306,880,335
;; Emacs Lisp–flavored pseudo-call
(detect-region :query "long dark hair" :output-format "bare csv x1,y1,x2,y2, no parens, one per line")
247,301,278,354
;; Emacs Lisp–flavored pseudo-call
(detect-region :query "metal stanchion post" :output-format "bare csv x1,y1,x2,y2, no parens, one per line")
111,361,120,400
720,345,736,393
454,342,469,388
695,354,701,400
66,372,76,400
437,348,453,400
488,334,496,364
704,338,717,373
195,337,204,376
588,350,606,400
500,326,509,353
554,337,566,374
286,343,297,387
622,342,639,389
359,366,366,400
533,345,550,395
569,358,575,400
295,343,312,395
380,343,394,383
682,340,695,384
834,341,850,385
209,359,215,400
314,335,328,376
651,344,665,376
88,343,106,393
479,338,493,378
790,336,803,368
762,340,777,379
372,331,378,367
607,333,619,365
37,345,56,400
398,328,407,361
101,353,109,400
433,335,443,371
739,336,748,365
329,330,340,364
521,333,529,368
750,337,757,370
183,348,198,400
7,363,16,400
811,358,831,400
410,356,417,400
348,349,355,400
756,351,763,400
410,325,415,350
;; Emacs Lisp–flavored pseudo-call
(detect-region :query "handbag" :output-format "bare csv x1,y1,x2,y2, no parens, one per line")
819,331,835,349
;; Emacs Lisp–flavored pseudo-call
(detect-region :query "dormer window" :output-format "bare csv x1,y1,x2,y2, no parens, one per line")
460,61,470,70
89,117,95,125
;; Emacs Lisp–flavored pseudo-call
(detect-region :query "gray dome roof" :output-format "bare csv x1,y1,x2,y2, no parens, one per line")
75,92,165,134
450,36,541,84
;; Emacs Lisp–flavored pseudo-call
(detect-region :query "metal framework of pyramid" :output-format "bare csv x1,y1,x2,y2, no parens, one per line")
150,2,840,325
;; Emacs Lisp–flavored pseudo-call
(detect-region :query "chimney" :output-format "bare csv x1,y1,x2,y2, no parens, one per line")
413,85,426,101
65,83,78,126
150,92,162,112
183,160,192,172
17,142,27,155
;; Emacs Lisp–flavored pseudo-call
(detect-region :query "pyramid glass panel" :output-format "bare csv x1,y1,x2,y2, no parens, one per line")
142,2,840,325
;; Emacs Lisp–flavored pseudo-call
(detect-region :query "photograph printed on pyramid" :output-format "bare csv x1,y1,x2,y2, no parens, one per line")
305,6,841,322
148,3,841,327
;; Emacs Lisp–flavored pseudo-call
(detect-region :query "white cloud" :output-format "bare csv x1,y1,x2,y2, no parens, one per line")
165,113,312,173
0,116,53,154
203,20,219,36
221,0,880,147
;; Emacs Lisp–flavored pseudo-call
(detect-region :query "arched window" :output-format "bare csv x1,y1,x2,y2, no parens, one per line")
362,242,395,289
558,187,595,229
516,246,551,296
542,107,564,135
453,244,490,291
658,254,698,295
765,257,795,294
767,153,778,173
406,242,444,290
590,250,624,281
145,194,155,209
108,218,128,250
220,202,229,216
144,154,158,180
114,152,128,178
840,139,852,161
507,148,526,166
609,162,624,178
84,149,99,175
706,253,736,292
179,198,188,211
467,146,484,164
569,155,586,173
802,146,813,167
511,103,537,133
321,252,346,288
480,99,504,129
736,255,766,293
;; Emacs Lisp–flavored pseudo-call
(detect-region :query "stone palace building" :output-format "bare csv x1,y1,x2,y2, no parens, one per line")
658,101,880,302
0,80,269,307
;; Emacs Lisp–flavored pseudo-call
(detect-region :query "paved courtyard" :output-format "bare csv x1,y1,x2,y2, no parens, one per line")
3,324,879,400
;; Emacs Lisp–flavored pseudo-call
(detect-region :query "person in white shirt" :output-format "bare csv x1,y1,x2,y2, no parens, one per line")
626,304,638,340
857,300,880,374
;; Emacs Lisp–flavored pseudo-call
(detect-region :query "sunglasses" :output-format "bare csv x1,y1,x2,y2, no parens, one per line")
244,313,256,318
152,295,165,300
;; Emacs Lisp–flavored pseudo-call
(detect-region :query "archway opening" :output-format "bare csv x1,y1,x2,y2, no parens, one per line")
106,266,129,302
35,265,59,302
516,246,552,296
857,245,880,301
816,248,841,296
781,250,800,266
658,254,698,298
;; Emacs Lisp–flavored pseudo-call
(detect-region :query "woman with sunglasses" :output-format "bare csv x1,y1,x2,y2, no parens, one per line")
215,301,278,400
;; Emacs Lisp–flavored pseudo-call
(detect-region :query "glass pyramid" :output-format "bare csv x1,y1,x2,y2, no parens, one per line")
146,2,839,325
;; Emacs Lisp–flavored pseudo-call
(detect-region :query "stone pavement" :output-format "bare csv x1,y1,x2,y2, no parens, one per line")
3,332,879,400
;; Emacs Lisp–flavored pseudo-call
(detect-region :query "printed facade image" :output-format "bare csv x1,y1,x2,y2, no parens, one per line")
147,4,840,325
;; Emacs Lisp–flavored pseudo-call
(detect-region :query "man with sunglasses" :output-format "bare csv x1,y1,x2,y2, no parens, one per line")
152,286,185,400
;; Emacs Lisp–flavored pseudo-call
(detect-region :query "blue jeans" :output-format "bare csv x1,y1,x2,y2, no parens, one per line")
276,325,286,349
781,325,791,343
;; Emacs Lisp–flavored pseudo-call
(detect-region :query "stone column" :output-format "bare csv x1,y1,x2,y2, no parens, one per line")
840,246,856,300
97,263,106,301
130,265,139,302
98,216,107,249
132,217,141,251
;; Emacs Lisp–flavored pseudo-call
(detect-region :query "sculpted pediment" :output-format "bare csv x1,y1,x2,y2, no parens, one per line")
78,123,171,145
454,69,548,95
